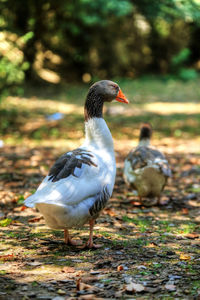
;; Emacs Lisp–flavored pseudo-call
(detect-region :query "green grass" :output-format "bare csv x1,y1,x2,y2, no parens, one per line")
0,218,13,227
122,215,151,232
1,76,200,144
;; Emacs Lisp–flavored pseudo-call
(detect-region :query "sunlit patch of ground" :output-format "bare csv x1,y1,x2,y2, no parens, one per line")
5,96,83,115
0,79,200,298
143,102,200,115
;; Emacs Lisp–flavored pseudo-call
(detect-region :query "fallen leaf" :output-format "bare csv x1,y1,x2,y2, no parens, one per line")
117,265,124,271
20,205,28,211
62,266,75,273
0,254,14,261
146,243,157,248
130,201,141,206
104,208,116,217
185,233,199,239
180,254,191,260
181,208,189,215
28,216,43,223
126,282,145,293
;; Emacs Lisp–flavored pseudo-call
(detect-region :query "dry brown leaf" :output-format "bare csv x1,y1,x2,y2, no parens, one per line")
185,233,199,239
146,243,157,248
20,205,28,211
181,208,189,215
104,208,116,217
117,265,124,271
28,216,43,223
0,254,14,261
62,266,75,273
130,201,141,206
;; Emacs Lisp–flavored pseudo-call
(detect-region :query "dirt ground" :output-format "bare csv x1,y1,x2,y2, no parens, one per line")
0,143,200,300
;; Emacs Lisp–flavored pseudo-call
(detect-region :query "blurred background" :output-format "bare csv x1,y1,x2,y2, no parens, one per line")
0,0,200,151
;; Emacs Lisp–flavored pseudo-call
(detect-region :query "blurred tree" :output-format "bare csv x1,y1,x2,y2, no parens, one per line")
0,0,200,85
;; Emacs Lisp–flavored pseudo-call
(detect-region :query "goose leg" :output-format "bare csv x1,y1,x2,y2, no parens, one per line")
81,220,102,249
64,229,82,246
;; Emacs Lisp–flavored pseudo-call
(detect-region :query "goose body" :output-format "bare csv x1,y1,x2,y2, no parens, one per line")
26,118,115,229
124,123,171,206
25,80,128,247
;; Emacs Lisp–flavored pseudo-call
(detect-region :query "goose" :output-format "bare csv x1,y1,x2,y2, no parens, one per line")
25,80,129,248
123,123,171,206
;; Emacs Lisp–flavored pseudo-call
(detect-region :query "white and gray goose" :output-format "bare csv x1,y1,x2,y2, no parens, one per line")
124,123,171,206
25,80,128,248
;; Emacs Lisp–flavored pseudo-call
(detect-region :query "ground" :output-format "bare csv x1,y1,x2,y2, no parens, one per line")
0,77,200,299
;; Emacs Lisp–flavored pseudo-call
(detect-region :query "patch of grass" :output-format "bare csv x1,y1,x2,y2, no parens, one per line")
100,278,112,284
17,195,25,204
187,187,200,193
175,223,196,234
98,231,112,238
0,218,13,227
122,216,151,232
139,270,152,276
2,78,200,146
191,280,200,295
134,238,148,246
53,251,65,257
31,281,39,287
51,230,64,238
152,263,162,269
4,230,28,239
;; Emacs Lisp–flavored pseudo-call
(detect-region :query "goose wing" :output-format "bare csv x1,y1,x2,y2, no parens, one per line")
24,148,110,208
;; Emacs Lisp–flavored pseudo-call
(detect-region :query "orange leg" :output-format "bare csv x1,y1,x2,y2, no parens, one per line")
81,220,102,249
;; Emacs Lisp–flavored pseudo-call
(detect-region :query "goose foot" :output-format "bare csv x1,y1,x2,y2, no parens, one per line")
79,219,103,249
64,229,82,246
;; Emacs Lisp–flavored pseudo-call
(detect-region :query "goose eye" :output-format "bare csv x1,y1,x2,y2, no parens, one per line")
110,84,118,91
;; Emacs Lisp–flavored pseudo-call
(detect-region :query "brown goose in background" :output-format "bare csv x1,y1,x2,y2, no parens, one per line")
25,80,129,248
123,123,171,206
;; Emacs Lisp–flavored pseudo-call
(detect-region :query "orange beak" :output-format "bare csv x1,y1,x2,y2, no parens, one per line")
116,89,129,104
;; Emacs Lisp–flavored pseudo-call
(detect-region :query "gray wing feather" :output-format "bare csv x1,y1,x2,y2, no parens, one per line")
48,148,97,182
89,185,110,217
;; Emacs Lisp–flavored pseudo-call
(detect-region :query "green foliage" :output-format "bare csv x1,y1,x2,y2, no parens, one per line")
171,48,191,66
135,0,200,23
171,48,198,80
17,195,25,204
0,31,33,102
177,68,198,81
0,0,199,85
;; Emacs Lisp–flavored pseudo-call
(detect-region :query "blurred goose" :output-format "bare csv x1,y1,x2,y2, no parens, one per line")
123,123,171,206
25,80,129,248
